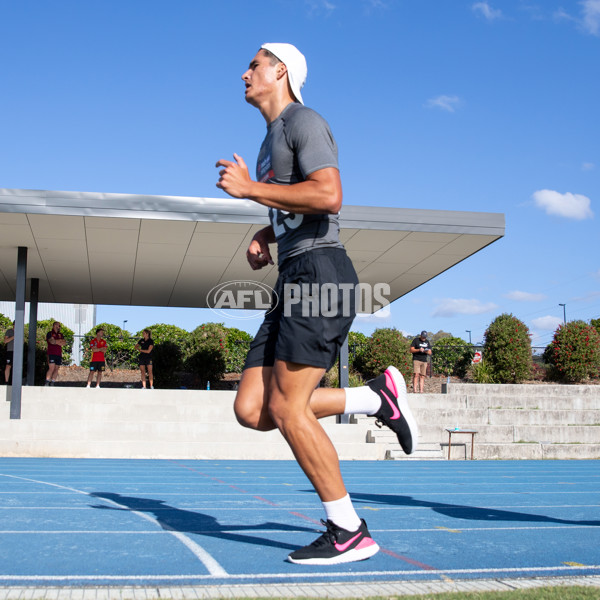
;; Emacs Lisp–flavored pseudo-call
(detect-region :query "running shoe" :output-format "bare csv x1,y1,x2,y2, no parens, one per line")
287,519,379,565
369,365,419,454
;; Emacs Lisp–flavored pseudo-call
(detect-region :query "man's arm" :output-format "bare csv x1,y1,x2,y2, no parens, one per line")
216,154,342,215
247,226,275,271
3,334,14,344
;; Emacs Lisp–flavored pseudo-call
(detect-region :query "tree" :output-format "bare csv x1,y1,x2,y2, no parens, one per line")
483,313,532,383
225,327,252,373
543,320,600,383
432,336,473,378
183,323,228,388
362,328,412,383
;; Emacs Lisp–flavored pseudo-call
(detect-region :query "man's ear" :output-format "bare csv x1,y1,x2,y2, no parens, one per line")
276,62,287,80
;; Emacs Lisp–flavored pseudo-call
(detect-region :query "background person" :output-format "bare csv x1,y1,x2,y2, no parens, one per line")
410,330,432,393
3,321,15,385
134,329,154,389
86,328,107,389
45,321,65,386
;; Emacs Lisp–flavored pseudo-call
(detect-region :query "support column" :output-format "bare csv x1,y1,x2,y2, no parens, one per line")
10,247,27,419
27,278,39,386
337,334,349,424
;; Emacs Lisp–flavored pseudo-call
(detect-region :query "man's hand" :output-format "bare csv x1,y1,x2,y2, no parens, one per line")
216,153,252,199
247,237,274,271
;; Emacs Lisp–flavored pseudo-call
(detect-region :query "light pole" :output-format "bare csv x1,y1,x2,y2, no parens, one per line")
558,304,566,325
465,330,472,344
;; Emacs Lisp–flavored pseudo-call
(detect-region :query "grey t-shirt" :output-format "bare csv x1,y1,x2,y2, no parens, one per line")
5,329,14,351
255,102,344,263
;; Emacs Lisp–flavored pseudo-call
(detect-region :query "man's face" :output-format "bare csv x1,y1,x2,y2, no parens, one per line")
241,50,280,106
97,331,104,339
53,323,60,332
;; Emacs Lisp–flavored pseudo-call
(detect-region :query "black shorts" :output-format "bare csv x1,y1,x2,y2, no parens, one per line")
90,361,105,372
244,247,358,371
5,351,13,365
138,355,153,366
48,355,62,366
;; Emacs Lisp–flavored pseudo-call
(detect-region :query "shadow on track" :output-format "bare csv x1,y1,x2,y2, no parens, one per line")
344,492,600,527
89,492,318,551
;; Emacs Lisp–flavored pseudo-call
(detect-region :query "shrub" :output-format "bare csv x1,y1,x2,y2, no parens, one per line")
0,313,12,332
321,363,365,388
543,320,600,383
152,341,184,388
432,336,474,378
225,327,252,373
469,360,496,383
184,323,228,388
81,323,137,370
483,314,532,383
362,328,411,383
348,331,369,375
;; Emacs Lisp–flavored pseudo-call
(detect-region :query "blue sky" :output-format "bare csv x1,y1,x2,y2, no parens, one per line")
1,0,598,347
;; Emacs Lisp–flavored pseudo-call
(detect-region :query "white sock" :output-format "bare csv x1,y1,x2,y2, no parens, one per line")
343,386,381,416
322,494,361,532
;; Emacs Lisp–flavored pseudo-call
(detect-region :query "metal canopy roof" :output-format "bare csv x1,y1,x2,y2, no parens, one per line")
0,188,504,312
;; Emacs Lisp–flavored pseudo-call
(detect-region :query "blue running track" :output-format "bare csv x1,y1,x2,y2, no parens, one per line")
0,458,599,587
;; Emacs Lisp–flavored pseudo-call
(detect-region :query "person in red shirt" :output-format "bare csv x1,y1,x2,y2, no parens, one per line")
86,328,107,389
45,321,66,386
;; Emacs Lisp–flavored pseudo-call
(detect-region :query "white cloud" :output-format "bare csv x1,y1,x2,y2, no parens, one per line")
531,315,563,331
505,290,546,302
554,1,600,35
532,189,594,220
581,0,600,35
582,162,595,171
305,0,336,16
425,95,461,113
472,1,503,21
432,298,498,318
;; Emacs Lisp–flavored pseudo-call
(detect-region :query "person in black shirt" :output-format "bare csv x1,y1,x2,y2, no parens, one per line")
410,330,432,393
135,329,154,389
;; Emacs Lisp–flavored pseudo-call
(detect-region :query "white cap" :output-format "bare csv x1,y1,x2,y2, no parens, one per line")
260,43,307,104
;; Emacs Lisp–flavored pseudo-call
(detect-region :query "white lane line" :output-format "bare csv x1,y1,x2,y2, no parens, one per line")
2,503,598,511
2,524,600,535
0,564,599,582
0,473,227,577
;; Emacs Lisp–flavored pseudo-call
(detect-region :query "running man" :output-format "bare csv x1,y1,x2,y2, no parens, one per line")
86,328,107,388
216,43,418,565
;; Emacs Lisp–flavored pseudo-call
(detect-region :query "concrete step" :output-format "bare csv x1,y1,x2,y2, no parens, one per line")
488,409,600,426
0,436,385,460
366,423,600,444
386,443,444,461
465,396,600,410
474,443,600,460
447,383,600,398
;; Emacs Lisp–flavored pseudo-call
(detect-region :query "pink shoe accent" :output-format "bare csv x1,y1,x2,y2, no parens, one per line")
334,532,362,552
381,390,401,420
355,537,377,550
385,370,398,397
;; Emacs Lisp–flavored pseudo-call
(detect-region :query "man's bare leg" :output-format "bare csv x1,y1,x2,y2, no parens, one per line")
267,360,346,502
234,365,345,432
